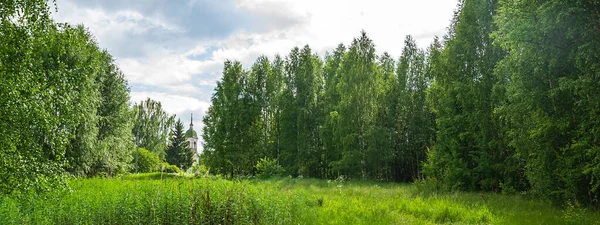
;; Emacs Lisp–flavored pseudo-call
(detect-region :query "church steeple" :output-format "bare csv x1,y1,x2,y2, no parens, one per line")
185,113,198,139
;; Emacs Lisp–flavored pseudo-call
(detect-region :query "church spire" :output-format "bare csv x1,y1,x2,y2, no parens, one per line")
184,113,198,139
190,113,194,128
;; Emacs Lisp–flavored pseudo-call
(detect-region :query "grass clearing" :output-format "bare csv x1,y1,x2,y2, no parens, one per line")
258,178,600,224
1,173,599,224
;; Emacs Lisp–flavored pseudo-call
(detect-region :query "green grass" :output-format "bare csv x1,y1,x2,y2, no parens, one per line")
1,173,599,224
257,178,600,224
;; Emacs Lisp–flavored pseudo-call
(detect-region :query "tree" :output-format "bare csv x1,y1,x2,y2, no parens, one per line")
334,31,379,178
392,36,435,182
424,0,506,191
267,55,285,164
66,38,135,177
278,46,323,177
365,51,396,180
132,98,174,159
247,56,271,172
202,61,250,176
0,0,119,193
320,44,346,178
136,148,160,173
166,119,193,170
92,51,135,176
1,1,135,194
493,0,600,205
278,47,301,175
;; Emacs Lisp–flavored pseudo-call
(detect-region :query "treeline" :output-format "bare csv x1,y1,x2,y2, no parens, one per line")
202,34,434,180
1,1,194,195
202,0,600,206
1,1,134,193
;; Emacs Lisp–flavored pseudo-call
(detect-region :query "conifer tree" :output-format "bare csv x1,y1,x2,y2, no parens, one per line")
166,119,193,170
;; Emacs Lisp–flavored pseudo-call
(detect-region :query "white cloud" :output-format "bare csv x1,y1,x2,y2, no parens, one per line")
52,1,183,52
130,91,210,117
176,0,458,76
118,53,202,86
236,0,457,56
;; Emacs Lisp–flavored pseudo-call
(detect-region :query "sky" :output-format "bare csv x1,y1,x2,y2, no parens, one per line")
51,0,458,152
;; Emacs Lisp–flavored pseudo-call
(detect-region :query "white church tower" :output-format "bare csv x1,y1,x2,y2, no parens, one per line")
185,113,199,164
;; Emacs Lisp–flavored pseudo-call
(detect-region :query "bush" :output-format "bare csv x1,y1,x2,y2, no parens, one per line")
160,162,181,173
255,157,284,178
134,148,160,173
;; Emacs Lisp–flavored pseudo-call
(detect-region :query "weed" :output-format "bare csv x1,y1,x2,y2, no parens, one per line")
563,200,587,225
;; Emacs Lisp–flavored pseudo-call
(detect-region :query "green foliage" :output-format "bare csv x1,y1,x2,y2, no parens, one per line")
390,35,435,182
0,0,133,194
160,162,181,174
0,2,68,193
135,148,160,173
279,46,323,177
166,119,193,170
202,60,255,176
562,200,587,225
320,44,346,179
91,52,136,176
424,0,507,192
255,157,285,178
334,31,379,178
200,31,438,183
132,98,175,159
493,0,600,205
189,164,210,177
65,38,135,178
4,0,599,214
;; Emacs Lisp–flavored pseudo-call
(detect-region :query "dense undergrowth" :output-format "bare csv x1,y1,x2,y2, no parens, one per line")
1,173,599,224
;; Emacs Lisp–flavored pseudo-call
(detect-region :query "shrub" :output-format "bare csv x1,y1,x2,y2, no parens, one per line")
134,148,160,173
563,200,587,225
255,157,284,178
160,162,181,173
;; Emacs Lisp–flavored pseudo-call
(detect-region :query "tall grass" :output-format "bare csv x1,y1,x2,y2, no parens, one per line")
2,174,599,224
0,173,316,224
255,178,600,224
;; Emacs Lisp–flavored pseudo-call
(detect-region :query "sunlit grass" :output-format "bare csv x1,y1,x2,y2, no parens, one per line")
255,178,600,224
1,174,599,224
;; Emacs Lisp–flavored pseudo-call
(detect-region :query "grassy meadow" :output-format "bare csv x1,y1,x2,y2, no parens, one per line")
1,173,599,224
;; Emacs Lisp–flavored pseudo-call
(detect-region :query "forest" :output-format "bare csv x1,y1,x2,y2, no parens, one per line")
201,0,600,207
1,0,599,217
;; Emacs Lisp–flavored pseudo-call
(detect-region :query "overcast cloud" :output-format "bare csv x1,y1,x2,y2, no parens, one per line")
51,0,458,152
